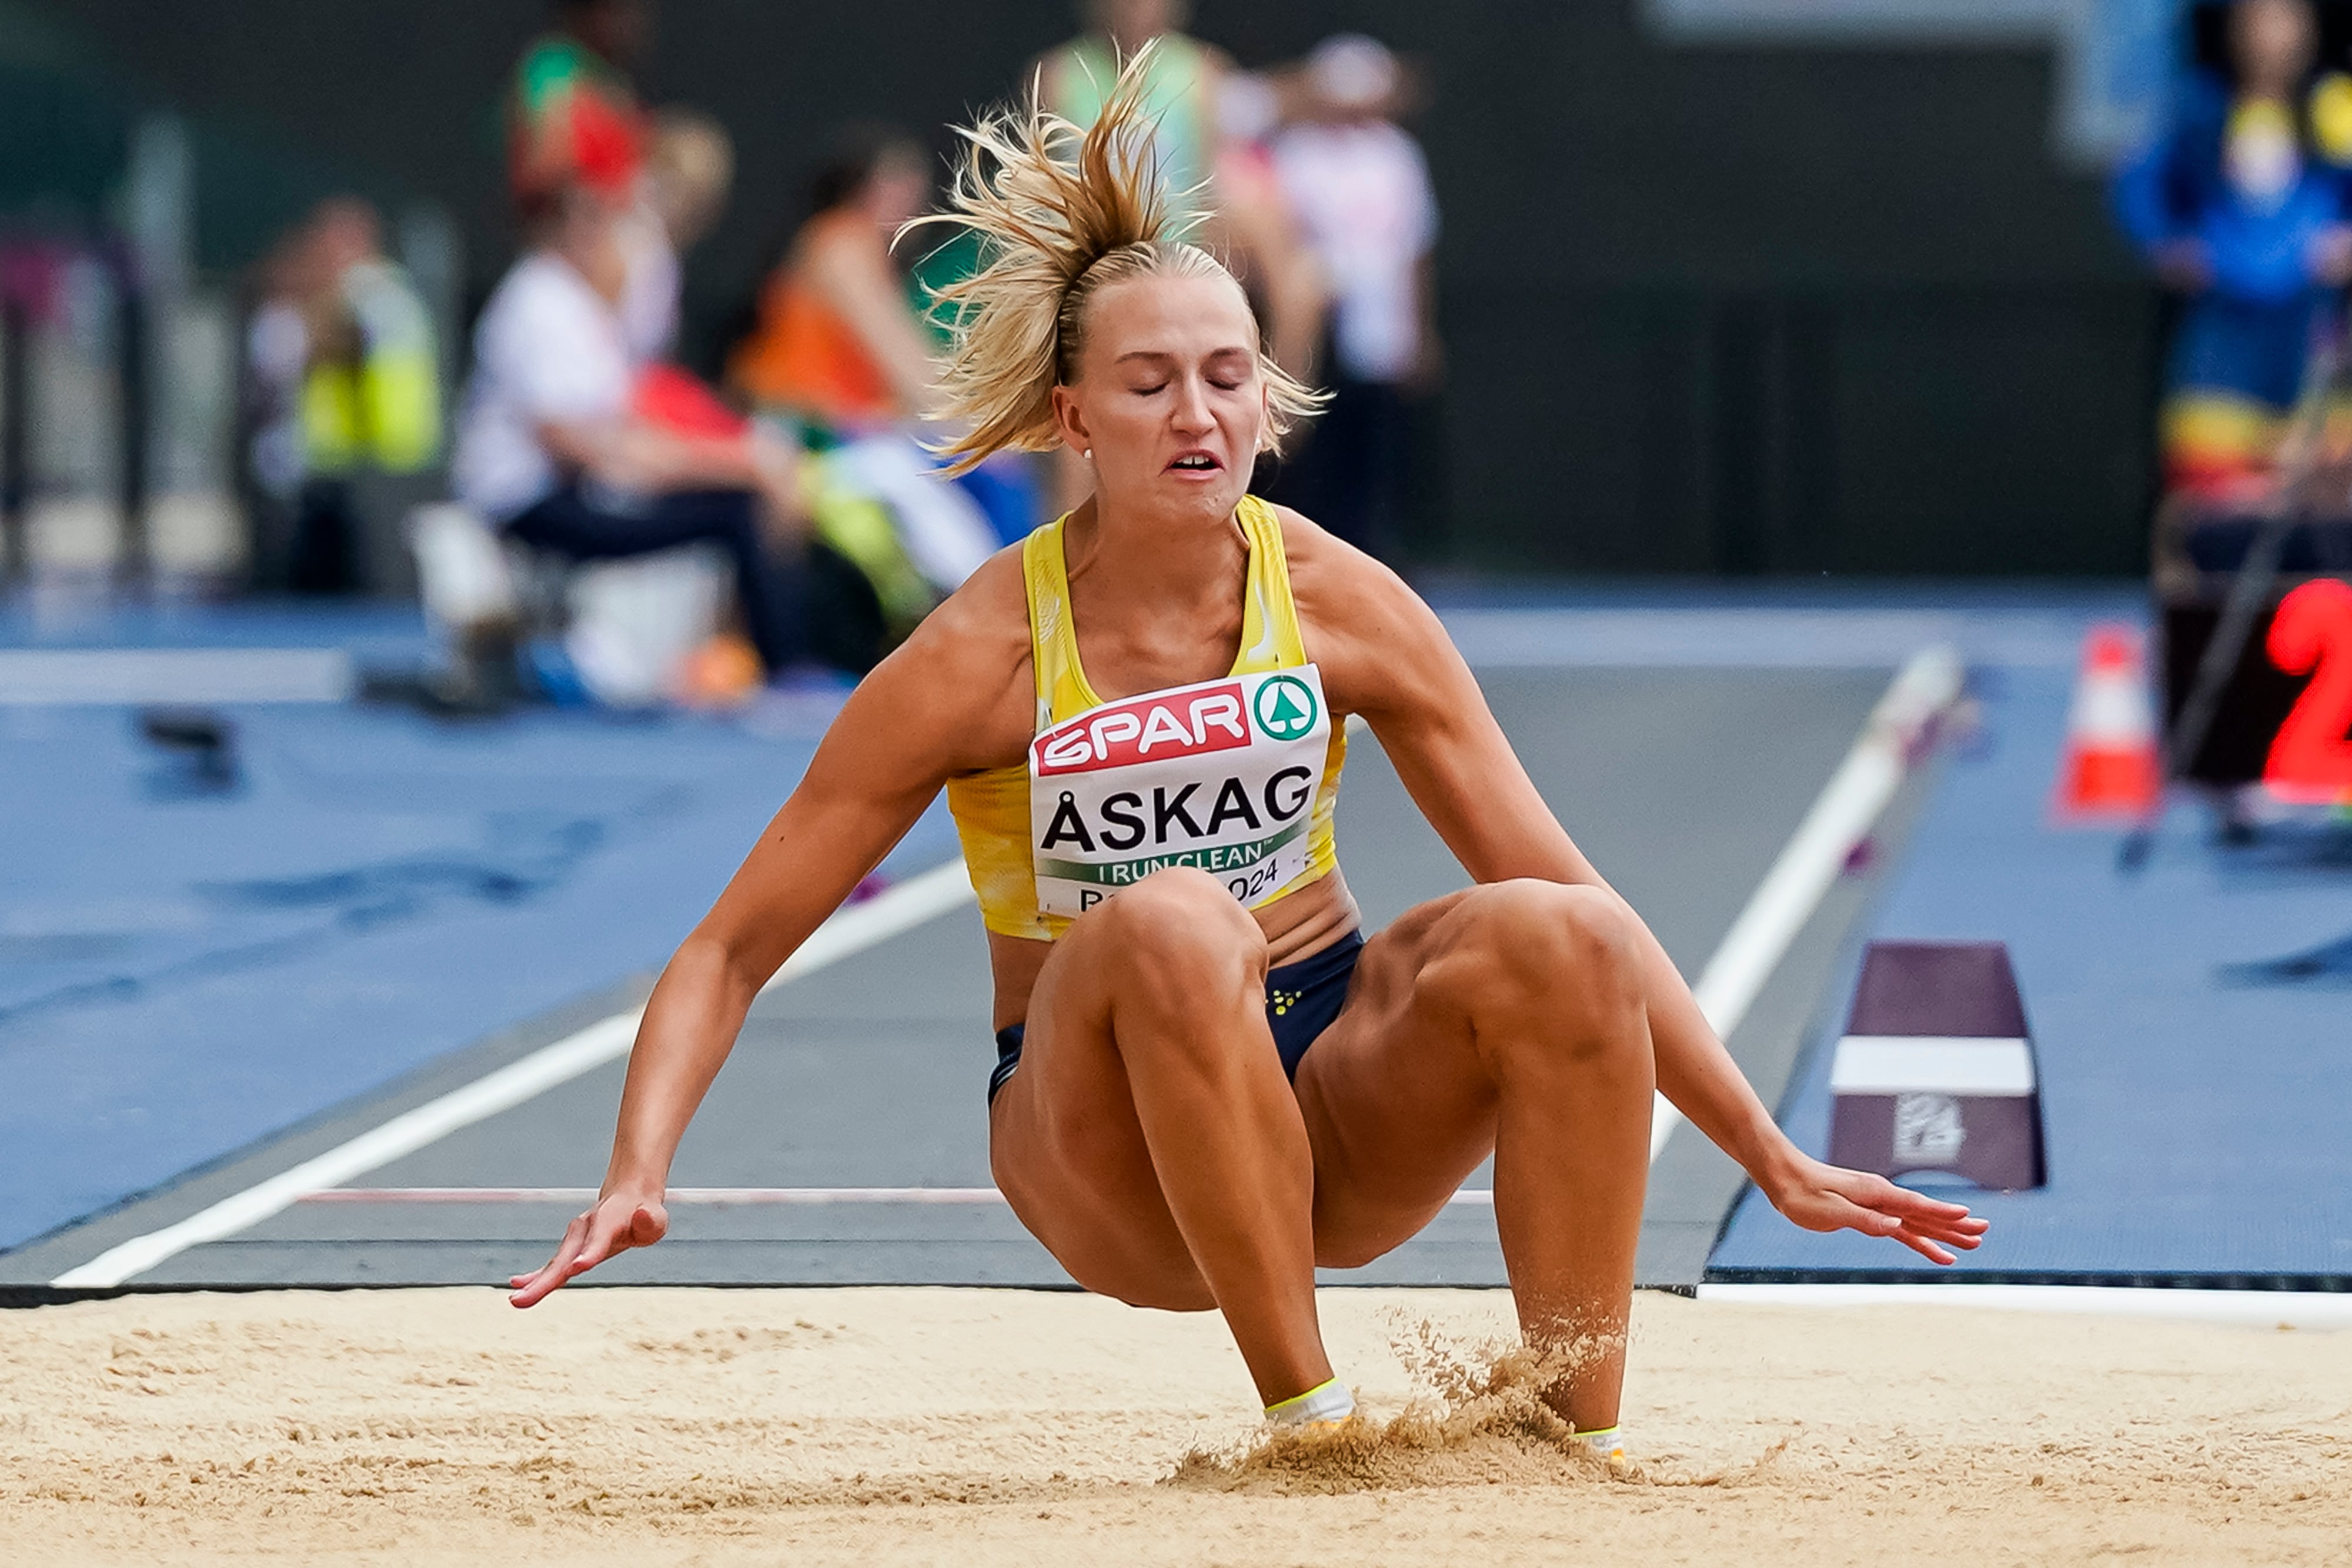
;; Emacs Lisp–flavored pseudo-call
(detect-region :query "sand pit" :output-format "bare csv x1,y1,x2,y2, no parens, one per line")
2,1286,2345,1565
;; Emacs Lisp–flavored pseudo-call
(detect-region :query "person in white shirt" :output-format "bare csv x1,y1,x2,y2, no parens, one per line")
1269,34,1439,563
617,109,734,367
453,186,878,675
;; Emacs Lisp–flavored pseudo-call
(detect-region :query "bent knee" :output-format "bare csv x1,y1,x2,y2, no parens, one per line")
1059,869,1269,1047
1088,868,1263,970
1467,881,1639,982
1451,882,1648,1054
1116,865,1258,925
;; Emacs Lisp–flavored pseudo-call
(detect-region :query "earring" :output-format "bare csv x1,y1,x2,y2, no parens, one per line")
1082,449,1093,461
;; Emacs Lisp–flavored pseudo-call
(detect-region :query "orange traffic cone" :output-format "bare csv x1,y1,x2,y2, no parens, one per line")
2053,624,2163,821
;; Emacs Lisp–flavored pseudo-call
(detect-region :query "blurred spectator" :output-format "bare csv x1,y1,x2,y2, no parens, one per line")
620,108,735,366
903,230,1050,549
508,0,652,218
1042,1,1224,225
1212,72,1329,380
727,128,1005,631
1269,35,1439,562
244,199,443,594
729,128,940,431
451,188,880,677
242,231,313,573
2114,0,2352,499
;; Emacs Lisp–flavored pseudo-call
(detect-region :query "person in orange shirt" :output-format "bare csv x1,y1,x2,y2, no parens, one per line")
729,129,1012,614
729,129,941,436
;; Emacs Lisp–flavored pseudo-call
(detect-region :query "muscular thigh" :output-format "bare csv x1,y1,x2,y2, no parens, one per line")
985,920,1216,1310
991,882,1515,1289
1296,890,1503,1269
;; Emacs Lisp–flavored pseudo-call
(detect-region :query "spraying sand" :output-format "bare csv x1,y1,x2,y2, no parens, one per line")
1,1287,2345,1565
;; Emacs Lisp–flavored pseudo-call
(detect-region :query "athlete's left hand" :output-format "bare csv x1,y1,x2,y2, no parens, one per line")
1765,1154,1990,1264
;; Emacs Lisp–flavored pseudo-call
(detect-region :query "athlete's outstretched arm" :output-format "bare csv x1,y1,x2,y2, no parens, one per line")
1308,541,1986,1265
511,567,1031,1305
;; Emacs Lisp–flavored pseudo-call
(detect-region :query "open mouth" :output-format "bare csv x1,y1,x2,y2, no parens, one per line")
1168,452,1222,473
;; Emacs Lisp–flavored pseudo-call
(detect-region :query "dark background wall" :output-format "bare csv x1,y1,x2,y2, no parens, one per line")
21,0,2161,576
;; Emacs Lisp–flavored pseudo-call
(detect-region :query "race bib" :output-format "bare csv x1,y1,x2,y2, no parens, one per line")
1030,665,1331,918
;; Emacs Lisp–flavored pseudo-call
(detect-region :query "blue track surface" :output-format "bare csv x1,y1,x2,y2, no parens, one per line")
0,606,954,1255
1710,664,2352,1284
1,599,433,658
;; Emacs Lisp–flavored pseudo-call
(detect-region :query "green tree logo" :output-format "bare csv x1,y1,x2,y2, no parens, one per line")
1253,674,1319,740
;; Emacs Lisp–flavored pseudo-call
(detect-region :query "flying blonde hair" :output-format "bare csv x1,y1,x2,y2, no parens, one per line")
907,45,1324,474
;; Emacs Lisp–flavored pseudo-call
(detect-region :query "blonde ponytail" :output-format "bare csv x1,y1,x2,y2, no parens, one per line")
906,45,1322,473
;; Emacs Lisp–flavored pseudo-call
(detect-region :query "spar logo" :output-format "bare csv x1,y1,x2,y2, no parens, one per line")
1033,680,1252,775
1253,674,1318,740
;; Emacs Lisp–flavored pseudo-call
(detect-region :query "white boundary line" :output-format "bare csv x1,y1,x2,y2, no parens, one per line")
48,861,978,1288
1662,643,1964,1161
302,1187,1013,1206
1698,1282,2352,1330
296,1186,1505,1207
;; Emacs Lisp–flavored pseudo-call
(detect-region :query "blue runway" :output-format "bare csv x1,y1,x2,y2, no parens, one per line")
1709,663,2352,1285
0,610,955,1255
21,586,2277,1295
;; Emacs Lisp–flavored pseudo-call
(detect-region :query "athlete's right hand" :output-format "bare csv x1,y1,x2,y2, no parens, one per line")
508,1188,670,1307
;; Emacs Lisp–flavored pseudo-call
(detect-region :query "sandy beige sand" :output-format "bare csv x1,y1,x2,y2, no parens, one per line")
1,1286,2345,1566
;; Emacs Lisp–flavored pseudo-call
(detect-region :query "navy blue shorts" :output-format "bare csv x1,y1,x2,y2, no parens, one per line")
988,930,1365,1104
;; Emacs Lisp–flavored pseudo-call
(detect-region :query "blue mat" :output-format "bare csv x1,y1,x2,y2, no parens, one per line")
0,610,956,1255
1709,664,2352,1285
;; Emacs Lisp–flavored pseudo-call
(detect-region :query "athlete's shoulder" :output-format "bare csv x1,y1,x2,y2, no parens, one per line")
1267,503,1422,621
907,539,1033,663
1265,503,1450,696
834,540,1033,774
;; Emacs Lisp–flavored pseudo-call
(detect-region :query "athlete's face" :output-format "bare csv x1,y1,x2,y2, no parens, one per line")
1054,272,1267,521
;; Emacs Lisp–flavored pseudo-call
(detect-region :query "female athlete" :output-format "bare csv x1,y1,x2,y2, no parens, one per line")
511,56,1987,1452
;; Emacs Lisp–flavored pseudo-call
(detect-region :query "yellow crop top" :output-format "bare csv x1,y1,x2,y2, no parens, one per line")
946,494,1348,940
